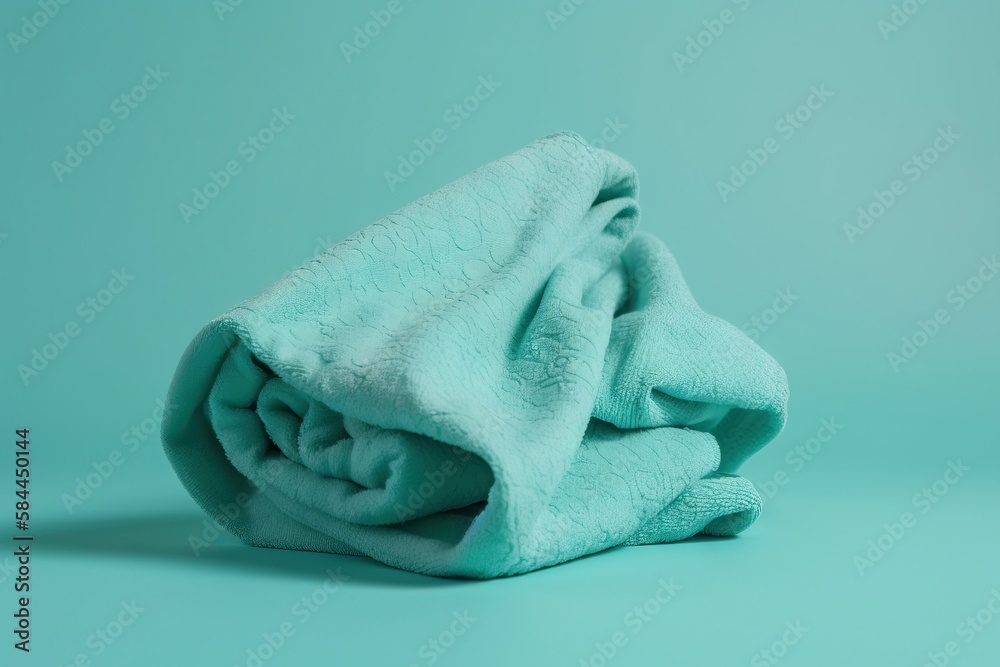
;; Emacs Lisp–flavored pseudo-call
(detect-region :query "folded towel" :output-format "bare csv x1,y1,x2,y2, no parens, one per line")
161,132,789,578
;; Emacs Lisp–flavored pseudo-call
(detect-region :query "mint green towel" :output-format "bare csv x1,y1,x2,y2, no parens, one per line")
162,132,788,578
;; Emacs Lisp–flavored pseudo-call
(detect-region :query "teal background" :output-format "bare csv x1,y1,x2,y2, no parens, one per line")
2,0,998,665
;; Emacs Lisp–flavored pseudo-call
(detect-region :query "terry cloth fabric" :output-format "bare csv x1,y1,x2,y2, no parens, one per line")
161,132,789,578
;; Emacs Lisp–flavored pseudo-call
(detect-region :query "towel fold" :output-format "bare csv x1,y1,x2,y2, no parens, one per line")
161,132,789,578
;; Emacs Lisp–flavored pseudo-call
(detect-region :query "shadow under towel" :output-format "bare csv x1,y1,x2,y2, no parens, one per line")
161,132,789,578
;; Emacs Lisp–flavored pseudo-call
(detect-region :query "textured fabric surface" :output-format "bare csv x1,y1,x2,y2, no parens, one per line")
161,132,789,578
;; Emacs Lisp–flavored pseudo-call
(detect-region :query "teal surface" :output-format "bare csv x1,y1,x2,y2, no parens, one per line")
2,0,998,664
